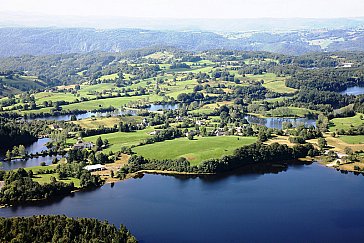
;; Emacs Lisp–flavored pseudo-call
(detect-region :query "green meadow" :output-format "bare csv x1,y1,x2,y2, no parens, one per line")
132,136,257,166
330,113,364,131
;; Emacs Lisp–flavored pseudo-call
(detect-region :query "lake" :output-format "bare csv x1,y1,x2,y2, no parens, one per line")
0,138,62,170
1,163,364,242
244,115,317,129
25,105,178,121
340,86,364,96
26,109,137,121
147,104,179,111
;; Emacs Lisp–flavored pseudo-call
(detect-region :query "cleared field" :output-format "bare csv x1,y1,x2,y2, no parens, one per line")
33,173,81,187
72,117,120,129
330,113,364,131
145,51,174,59
266,107,316,117
99,73,118,81
189,108,216,115
263,80,296,94
81,128,154,152
324,134,364,153
71,116,143,129
61,95,161,111
24,164,81,187
339,135,364,144
35,92,79,103
132,136,257,165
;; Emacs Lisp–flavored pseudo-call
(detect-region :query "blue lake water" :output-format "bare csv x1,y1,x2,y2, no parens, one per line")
340,86,364,96
1,163,364,242
244,115,317,129
26,105,178,121
26,109,137,121
147,104,179,111
0,138,61,170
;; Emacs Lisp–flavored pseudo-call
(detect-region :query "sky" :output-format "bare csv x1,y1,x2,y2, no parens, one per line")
2,0,364,19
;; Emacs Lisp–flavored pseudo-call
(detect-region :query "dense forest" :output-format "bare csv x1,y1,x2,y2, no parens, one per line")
0,215,137,243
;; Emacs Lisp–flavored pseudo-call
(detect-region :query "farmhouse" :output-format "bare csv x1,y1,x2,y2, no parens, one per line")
83,164,106,172
73,140,94,150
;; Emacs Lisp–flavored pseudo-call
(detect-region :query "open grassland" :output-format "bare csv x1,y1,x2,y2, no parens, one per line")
99,73,118,81
72,117,120,129
339,135,364,144
33,173,81,188
81,128,154,153
243,58,279,65
330,113,364,131
35,92,79,103
242,73,295,94
23,164,81,187
132,136,257,166
324,134,364,152
263,80,296,94
61,95,161,111
71,116,143,129
145,51,174,59
266,106,317,118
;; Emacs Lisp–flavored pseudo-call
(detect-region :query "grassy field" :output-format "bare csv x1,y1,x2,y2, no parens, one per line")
71,116,143,129
339,135,364,144
35,92,79,103
80,128,154,152
23,164,81,187
99,73,118,81
266,107,317,118
263,80,296,94
61,95,161,111
132,136,257,165
330,113,364,131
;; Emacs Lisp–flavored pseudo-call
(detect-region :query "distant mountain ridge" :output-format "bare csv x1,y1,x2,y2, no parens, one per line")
0,27,363,57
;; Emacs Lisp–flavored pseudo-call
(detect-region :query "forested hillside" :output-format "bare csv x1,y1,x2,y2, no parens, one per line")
0,27,364,57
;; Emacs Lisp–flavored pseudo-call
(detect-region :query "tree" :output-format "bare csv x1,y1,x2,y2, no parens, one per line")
344,147,353,155
70,115,77,121
52,157,59,164
6,150,12,160
317,138,327,150
96,137,103,149
110,170,114,178
12,146,19,157
18,145,26,157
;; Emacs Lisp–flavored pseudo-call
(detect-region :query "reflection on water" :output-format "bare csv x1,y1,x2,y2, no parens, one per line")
0,138,63,170
340,86,364,96
0,155,62,170
244,115,317,129
147,104,179,111
25,104,179,121
1,163,364,242
26,109,137,121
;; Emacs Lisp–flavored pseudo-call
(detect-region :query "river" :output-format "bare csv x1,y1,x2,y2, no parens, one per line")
1,163,364,242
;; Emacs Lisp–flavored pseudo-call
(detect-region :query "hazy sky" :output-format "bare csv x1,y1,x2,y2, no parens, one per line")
2,0,364,19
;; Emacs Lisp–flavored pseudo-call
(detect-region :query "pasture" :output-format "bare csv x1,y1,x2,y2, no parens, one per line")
132,136,257,165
